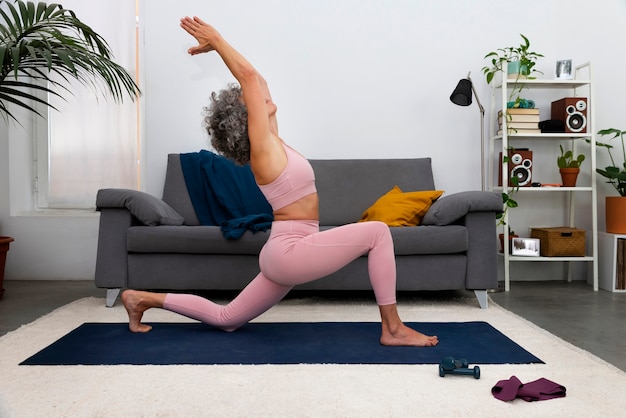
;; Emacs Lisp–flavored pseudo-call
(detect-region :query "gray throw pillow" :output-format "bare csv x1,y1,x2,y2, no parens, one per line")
96,188,185,226
421,191,503,225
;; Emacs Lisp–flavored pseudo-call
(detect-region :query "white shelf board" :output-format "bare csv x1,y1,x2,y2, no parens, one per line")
493,133,591,139
493,186,593,192
495,79,591,89
498,254,595,262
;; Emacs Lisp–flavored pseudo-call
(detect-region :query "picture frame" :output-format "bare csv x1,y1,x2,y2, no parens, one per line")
556,59,573,80
512,237,540,257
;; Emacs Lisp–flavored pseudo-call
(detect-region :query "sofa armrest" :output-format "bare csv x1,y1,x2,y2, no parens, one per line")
463,211,499,290
96,188,184,226
421,191,503,226
95,208,134,290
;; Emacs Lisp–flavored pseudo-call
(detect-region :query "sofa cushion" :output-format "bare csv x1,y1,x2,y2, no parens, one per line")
359,186,443,226
389,225,467,254
127,226,270,255
97,189,184,226
422,191,503,225
162,154,201,226
127,224,468,256
311,158,436,226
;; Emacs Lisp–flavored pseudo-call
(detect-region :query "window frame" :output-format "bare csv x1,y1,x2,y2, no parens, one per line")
29,1,143,212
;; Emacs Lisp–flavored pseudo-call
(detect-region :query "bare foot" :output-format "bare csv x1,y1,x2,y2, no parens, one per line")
121,290,158,333
378,304,439,347
380,323,439,347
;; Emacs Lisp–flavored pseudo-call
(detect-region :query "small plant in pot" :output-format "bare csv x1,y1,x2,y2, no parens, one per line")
482,34,544,83
594,128,626,233
482,34,544,110
557,144,585,187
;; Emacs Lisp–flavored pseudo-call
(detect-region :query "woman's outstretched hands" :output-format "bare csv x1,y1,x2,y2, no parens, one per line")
180,16,220,55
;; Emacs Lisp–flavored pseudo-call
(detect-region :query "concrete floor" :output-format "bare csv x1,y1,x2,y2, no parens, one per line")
0,280,624,372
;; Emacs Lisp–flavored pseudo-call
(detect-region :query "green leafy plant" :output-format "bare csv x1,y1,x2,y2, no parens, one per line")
482,34,544,84
595,128,626,196
0,0,140,122
557,144,585,169
497,185,519,231
497,172,519,254
496,153,520,231
482,34,544,109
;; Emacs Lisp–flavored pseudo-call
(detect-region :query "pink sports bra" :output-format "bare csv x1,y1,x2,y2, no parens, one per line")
258,143,317,211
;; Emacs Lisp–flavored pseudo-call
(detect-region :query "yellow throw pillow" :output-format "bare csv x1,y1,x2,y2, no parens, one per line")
359,186,444,226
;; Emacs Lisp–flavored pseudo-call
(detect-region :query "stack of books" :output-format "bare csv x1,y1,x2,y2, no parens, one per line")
497,108,541,135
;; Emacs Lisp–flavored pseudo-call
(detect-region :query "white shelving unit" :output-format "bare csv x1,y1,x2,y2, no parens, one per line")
598,232,626,293
488,62,598,291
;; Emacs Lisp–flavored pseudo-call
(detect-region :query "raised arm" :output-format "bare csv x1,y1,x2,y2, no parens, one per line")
258,74,278,135
180,17,276,147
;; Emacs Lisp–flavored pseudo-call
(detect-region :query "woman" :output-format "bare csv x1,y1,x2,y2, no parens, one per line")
122,16,438,347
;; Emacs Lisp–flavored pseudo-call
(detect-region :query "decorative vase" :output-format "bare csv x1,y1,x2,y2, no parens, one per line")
507,61,528,79
507,61,520,74
499,233,519,254
0,236,14,300
559,168,580,187
606,196,626,234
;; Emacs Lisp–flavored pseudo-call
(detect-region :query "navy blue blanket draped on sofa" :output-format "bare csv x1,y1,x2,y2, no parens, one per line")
180,150,273,239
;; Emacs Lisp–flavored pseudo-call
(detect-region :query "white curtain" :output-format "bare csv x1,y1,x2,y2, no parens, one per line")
46,0,138,208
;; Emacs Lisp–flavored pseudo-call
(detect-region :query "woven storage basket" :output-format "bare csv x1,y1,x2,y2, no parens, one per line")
530,227,586,257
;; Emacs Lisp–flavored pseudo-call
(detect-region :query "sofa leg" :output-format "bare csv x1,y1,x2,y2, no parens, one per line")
474,290,488,309
106,288,121,308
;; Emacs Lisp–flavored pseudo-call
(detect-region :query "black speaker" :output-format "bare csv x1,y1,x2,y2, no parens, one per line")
551,98,587,133
499,149,533,187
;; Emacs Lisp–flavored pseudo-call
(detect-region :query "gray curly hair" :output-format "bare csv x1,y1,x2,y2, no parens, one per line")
203,84,250,165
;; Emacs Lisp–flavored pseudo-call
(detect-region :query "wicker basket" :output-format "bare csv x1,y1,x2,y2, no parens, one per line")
530,227,586,257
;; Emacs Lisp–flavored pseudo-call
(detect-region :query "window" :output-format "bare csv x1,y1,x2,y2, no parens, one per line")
34,0,140,210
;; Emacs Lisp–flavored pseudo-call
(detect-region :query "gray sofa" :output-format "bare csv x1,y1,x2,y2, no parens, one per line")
95,154,502,308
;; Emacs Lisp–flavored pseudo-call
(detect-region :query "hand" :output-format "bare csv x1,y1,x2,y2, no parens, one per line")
180,16,221,56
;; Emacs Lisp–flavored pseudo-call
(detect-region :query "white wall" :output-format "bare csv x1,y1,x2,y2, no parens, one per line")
1,0,625,281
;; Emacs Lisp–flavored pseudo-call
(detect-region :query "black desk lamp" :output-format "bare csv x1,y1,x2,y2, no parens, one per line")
450,72,485,191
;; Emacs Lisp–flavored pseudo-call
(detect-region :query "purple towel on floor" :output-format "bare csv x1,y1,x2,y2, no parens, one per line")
492,376,566,402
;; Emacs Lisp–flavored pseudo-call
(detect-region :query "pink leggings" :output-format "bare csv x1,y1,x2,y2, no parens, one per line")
163,220,396,331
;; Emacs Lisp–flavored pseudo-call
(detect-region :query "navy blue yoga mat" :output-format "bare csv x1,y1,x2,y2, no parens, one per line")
20,321,542,366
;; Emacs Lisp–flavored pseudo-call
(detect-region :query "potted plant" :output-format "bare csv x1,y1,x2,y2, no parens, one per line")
557,144,585,187
482,34,544,111
595,128,626,233
482,34,544,83
0,0,140,122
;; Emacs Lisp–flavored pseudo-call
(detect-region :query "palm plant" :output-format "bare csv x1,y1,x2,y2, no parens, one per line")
0,0,139,122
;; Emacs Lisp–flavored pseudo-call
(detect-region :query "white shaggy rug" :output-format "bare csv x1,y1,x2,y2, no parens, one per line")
0,295,624,417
